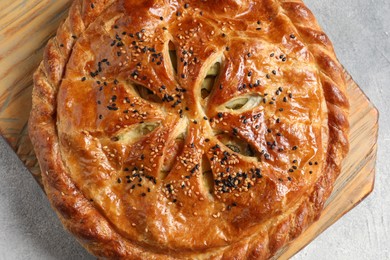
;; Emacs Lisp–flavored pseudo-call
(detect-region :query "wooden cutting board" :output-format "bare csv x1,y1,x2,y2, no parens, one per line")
0,0,379,258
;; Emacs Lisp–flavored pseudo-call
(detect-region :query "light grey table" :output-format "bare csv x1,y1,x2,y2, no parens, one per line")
1,1,389,259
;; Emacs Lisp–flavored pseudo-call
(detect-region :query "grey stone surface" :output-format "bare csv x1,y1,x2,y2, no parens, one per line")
0,0,389,259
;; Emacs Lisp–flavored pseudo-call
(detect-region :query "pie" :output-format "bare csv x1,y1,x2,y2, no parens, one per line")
29,0,350,258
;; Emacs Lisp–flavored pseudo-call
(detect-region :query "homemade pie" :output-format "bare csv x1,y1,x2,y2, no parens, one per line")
29,0,349,258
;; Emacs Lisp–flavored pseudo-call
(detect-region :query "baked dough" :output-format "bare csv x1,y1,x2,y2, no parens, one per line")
29,0,349,258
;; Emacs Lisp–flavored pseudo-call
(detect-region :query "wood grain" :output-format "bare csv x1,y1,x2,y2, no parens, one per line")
0,0,72,185
0,0,378,258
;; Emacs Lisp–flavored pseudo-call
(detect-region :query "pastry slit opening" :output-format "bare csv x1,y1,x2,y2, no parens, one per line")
168,41,177,74
201,154,214,197
113,122,161,143
215,133,260,160
223,94,262,112
160,134,185,179
201,62,220,99
133,84,162,103
160,119,188,180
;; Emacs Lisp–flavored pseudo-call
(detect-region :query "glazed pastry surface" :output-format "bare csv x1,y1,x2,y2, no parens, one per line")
29,0,349,258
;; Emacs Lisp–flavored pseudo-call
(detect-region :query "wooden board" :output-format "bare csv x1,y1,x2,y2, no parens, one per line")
0,1,379,258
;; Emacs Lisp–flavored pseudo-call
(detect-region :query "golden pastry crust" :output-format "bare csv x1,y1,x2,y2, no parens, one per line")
29,0,349,259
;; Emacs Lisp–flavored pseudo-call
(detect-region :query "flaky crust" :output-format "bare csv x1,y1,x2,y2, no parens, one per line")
29,0,349,259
